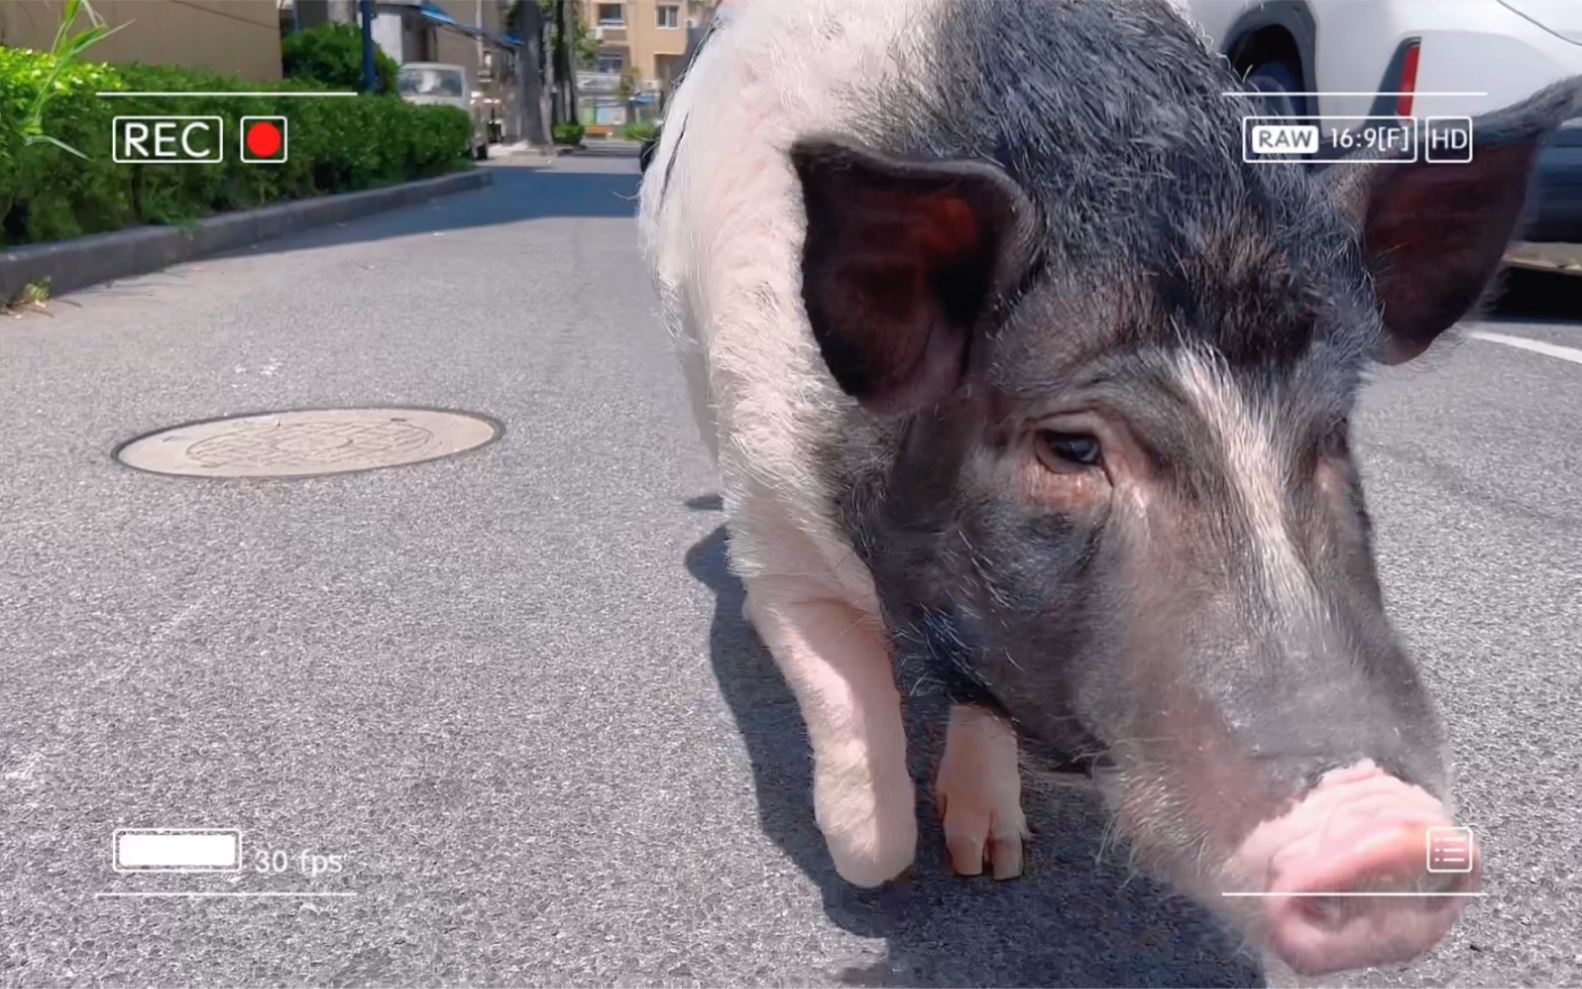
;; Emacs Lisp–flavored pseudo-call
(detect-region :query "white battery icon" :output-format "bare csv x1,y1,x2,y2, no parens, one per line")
112,828,242,873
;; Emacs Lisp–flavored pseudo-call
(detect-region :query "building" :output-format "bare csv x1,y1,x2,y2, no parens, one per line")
578,0,717,133
0,0,512,92
0,0,282,81
290,0,518,93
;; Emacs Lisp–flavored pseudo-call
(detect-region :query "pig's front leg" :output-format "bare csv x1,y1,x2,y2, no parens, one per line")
743,579,918,888
933,703,1030,879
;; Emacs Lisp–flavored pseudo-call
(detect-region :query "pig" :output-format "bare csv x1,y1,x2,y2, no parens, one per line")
637,0,1582,976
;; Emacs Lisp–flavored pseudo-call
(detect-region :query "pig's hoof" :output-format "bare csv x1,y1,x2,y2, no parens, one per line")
821,798,919,888
826,832,918,889
934,774,1030,880
817,774,919,888
933,706,1030,880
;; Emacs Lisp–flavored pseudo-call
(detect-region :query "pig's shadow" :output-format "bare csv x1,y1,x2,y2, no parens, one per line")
683,499,1265,988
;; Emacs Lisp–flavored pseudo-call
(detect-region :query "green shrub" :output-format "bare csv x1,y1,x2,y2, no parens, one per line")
0,50,473,248
282,22,399,95
622,120,659,143
552,122,584,145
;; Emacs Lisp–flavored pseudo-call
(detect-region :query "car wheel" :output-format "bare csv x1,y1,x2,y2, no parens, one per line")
474,143,488,161
1244,60,1309,118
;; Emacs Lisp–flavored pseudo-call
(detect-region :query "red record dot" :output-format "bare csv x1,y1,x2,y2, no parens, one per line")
246,121,282,158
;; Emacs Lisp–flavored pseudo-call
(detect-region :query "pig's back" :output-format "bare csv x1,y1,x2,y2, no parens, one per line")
637,0,1219,584
637,0,943,584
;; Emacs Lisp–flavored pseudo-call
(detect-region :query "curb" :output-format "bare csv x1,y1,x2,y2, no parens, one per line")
1507,241,1582,276
500,149,558,168
0,168,494,301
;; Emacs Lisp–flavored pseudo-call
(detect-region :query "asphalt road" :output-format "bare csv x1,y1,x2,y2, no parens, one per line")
2,150,1580,989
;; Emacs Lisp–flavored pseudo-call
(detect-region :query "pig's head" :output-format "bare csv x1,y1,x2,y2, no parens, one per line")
789,76,1582,976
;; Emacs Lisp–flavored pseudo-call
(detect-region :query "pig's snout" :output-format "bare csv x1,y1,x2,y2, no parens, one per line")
1229,761,1481,977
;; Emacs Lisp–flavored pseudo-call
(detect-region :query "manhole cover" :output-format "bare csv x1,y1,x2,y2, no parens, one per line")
115,407,501,478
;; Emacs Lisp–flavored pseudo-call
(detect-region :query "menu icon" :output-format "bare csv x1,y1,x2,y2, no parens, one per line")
1426,826,1475,873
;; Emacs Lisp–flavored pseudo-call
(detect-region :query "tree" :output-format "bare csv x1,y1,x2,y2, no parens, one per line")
507,0,552,147
615,65,640,101
559,0,601,67
538,0,596,127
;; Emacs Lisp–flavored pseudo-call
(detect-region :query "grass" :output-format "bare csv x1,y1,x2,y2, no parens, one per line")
18,0,125,159
5,279,52,316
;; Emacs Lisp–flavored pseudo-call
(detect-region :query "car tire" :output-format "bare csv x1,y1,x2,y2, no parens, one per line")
1244,60,1309,119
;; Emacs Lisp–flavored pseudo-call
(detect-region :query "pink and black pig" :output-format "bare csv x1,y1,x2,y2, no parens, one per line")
638,0,1581,976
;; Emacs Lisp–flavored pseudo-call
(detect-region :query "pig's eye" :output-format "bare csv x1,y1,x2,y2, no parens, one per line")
1038,431,1103,470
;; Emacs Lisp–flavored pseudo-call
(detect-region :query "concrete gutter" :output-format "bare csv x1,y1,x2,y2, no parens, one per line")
0,168,494,301
1507,242,1582,276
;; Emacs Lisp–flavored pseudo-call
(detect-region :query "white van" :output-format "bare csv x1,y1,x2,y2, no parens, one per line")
397,61,492,161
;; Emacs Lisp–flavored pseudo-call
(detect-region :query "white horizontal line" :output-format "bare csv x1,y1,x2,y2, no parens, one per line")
1222,91,1488,97
1468,330,1582,366
98,91,358,98
96,891,356,898
1222,891,1485,898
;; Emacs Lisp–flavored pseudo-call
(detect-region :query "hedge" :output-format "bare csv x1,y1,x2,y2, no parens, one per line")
0,48,475,249
282,22,400,95
621,120,660,143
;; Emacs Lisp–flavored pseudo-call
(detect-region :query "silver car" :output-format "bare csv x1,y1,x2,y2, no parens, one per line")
1184,0,1582,243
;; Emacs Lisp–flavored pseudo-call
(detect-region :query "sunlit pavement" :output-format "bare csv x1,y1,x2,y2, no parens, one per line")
1,150,1579,988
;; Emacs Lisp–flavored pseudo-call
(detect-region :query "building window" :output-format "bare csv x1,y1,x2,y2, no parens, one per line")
656,4,679,28
595,52,625,74
597,3,624,25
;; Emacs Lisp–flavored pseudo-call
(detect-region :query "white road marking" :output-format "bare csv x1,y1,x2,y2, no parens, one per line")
1467,330,1582,367
1221,891,1486,898
95,892,356,898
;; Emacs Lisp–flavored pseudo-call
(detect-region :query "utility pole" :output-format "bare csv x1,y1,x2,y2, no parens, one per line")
359,0,377,93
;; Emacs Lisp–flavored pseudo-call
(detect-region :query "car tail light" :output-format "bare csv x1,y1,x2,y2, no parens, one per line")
1396,42,1421,117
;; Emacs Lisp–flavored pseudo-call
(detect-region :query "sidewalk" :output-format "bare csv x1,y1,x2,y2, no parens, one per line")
489,141,559,167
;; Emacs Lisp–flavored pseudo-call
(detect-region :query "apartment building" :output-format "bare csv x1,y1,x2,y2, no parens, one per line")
0,0,282,81
578,0,717,130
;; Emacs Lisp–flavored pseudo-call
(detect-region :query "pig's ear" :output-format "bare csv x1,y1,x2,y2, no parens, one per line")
1324,77,1582,364
790,136,1039,415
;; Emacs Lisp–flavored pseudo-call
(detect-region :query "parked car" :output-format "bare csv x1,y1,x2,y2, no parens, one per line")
397,61,491,161
1184,0,1582,242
